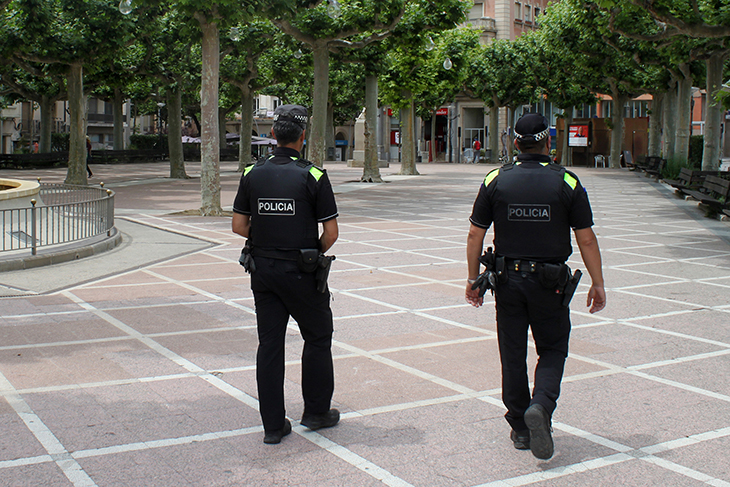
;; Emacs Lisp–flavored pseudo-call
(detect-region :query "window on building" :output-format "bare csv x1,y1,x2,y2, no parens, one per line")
88,98,98,114
515,2,522,20
469,2,483,20
524,5,531,22
602,100,613,117
534,7,540,24
272,98,281,110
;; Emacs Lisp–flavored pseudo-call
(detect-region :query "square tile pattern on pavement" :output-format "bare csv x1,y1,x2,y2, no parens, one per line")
1,161,729,486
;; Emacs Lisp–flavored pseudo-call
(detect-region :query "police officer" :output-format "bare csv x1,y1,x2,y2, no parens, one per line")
465,113,606,460
232,104,340,444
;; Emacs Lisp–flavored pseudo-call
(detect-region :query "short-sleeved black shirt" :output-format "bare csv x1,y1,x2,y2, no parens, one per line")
233,147,338,250
469,153,593,262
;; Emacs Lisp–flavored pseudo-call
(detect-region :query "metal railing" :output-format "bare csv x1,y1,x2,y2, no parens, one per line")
1,183,114,255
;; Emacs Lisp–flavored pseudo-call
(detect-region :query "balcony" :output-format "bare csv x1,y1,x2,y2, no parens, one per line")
466,17,497,33
87,113,125,124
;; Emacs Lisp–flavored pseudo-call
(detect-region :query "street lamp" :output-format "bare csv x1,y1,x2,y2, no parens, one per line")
119,0,132,15
157,102,165,151
425,36,435,52
327,0,341,18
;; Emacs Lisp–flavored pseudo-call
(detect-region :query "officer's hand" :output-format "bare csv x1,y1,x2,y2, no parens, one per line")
465,283,483,308
587,285,606,314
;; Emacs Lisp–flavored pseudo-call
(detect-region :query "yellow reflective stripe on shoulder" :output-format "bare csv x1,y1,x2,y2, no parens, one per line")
483,169,499,186
564,172,577,190
244,165,254,176
309,166,324,181
540,162,549,166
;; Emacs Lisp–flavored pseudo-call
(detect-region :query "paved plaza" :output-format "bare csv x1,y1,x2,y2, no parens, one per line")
0,159,729,486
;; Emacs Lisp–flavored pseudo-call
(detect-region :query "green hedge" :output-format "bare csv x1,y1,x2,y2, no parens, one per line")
51,133,70,152
688,135,703,169
129,134,168,152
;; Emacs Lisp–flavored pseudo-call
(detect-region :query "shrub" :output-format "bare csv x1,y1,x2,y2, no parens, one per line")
688,135,703,169
130,134,167,152
51,133,69,152
662,157,685,180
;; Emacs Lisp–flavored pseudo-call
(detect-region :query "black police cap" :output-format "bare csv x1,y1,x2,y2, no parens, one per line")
514,113,550,142
273,104,308,128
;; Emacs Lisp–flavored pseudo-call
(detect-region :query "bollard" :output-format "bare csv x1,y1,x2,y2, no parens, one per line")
106,190,113,236
30,199,37,256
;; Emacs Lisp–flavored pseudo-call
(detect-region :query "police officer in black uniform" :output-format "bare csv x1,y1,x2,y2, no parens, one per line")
232,104,340,444
465,113,606,460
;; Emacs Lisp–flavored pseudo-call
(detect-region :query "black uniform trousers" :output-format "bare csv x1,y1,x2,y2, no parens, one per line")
495,269,571,432
250,256,334,432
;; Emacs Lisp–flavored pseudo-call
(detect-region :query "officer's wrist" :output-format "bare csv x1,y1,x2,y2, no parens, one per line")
467,278,478,284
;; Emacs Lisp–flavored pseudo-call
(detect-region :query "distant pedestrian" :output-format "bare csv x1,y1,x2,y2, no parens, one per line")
472,138,481,163
86,136,93,178
32,141,39,153
465,112,606,460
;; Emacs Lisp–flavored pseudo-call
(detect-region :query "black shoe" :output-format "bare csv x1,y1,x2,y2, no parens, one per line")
300,408,340,431
524,404,554,459
263,418,291,444
510,429,530,450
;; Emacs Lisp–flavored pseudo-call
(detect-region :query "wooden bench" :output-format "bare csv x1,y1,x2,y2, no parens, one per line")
626,154,642,171
0,152,68,169
642,157,666,179
663,168,717,192
89,149,167,164
634,155,661,172
220,148,239,161
682,175,730,210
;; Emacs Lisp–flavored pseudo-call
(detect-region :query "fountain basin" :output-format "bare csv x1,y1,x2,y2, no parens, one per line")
0,178,42,209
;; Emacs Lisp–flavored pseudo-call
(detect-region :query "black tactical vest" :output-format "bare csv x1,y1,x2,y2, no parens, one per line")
247,157,320,250
491,162,573,262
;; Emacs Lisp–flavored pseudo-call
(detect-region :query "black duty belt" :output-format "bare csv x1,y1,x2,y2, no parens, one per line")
252,248,299,261
505,259,545,273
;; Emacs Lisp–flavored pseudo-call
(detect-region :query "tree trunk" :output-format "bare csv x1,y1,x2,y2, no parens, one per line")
218,107,228,151
198,16,222,216
702,51,725,171
489,99,500,163
239,87,254,171
561,110,573,166
39,95,53,153
648,92,663,158
310,43,330,167
662,79,677,161
507,106,517,157
398,92,419,175
675,65,692,163
167,85,187,179
113,87,124,150
65,63,87,185
609,92,626,169
361,75,382,182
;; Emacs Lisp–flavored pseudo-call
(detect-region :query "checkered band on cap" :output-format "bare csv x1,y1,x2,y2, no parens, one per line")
273,104,308,126
515,127,550,141
514,113,550,142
